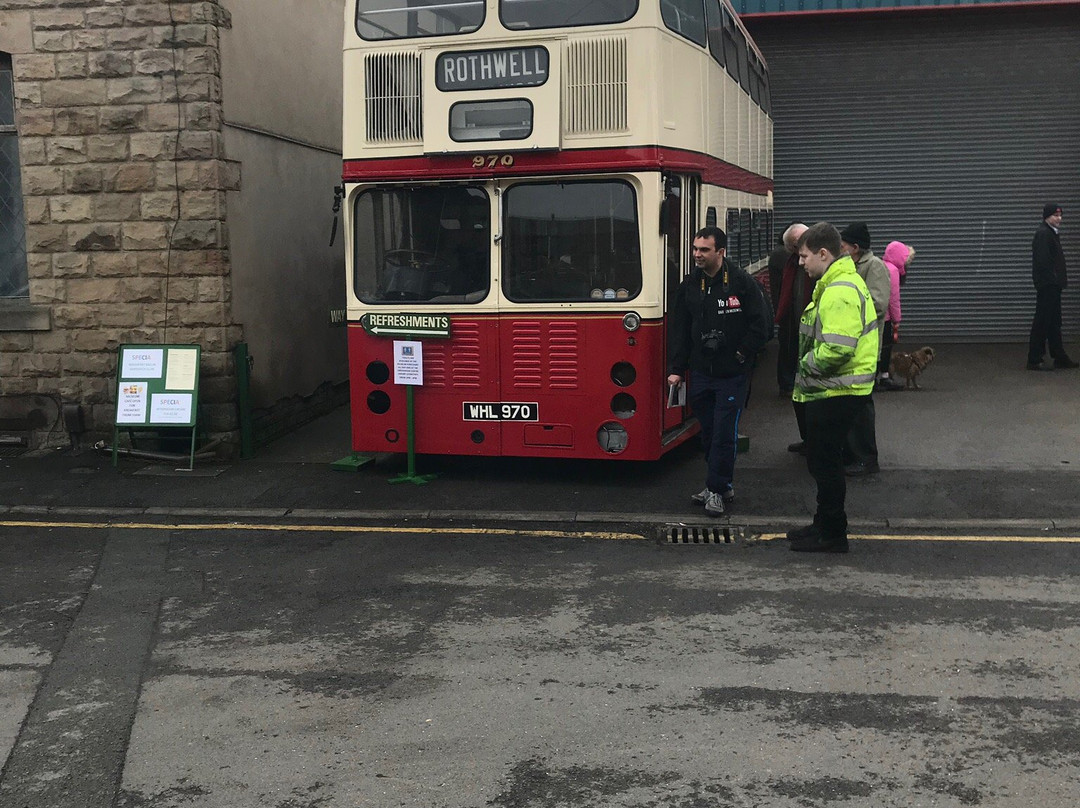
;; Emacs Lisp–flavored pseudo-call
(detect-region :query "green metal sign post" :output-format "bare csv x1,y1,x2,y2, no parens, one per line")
387,382,436,486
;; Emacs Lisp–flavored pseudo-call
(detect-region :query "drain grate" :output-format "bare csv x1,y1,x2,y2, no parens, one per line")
0,445,28,458
662,525,742,545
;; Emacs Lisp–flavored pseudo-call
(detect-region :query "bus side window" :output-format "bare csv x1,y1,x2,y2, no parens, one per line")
661,0,707,47
705,0,724,67
740,208,751,268
726,208,739,266
750,209,760,263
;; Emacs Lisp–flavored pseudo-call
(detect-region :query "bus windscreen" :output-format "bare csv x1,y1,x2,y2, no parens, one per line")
354,186,491,304
502,180,642,303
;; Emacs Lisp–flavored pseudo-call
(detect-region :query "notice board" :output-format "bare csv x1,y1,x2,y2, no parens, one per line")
115,344,201,428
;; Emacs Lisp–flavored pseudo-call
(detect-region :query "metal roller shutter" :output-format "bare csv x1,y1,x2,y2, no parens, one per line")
746,8,1080,341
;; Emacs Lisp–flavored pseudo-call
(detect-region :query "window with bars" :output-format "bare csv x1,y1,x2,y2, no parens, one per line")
1,53,28,299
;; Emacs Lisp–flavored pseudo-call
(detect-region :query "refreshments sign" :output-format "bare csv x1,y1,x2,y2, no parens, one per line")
360,313,451,338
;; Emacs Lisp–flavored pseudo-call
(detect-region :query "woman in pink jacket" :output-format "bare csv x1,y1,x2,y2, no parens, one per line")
878,241,915,390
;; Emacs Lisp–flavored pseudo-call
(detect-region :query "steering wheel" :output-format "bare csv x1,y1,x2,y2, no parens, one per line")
383,249,437,267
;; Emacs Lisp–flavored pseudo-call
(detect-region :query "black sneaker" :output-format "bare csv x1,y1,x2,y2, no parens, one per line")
844,461,880,477
790,534,849,553
785,523,819,542
1027,361,1052,371
1054,357,1080,369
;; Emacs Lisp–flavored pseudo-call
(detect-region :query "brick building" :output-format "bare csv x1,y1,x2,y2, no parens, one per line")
0,0,346,451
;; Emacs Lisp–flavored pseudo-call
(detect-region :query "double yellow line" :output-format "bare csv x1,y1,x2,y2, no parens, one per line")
3,520,1080,544
0,520,645,541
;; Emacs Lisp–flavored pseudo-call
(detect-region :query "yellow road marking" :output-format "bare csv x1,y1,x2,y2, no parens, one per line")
757,533,1080,543
0,520,646,542
2,520,1078,544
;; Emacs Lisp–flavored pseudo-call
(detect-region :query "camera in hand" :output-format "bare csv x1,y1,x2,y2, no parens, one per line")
700,329,726,354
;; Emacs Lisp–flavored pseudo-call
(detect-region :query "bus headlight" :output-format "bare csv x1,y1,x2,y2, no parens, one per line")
622,312,641,332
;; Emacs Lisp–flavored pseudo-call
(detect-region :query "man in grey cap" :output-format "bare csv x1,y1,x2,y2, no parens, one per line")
839,222,890,476
1027,203,1077,370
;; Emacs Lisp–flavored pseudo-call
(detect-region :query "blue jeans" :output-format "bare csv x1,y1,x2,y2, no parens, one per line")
689,372,749,494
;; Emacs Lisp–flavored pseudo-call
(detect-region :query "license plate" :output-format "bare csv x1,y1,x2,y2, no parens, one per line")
462,402,539,421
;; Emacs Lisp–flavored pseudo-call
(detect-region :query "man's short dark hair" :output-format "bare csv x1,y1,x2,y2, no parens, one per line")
694,226,727,250
797,222,842,257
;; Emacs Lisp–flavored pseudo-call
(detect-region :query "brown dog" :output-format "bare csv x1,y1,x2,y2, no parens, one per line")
890,346,935,389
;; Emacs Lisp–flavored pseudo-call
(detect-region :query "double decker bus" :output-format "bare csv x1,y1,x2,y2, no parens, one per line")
343,0,773,461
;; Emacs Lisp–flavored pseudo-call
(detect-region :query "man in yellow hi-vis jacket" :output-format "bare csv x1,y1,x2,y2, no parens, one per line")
788,222,880,553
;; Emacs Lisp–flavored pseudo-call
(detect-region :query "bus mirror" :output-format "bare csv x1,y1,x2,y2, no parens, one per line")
329,183,345,247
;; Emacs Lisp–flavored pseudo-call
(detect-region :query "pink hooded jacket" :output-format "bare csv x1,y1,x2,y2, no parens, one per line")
882,241,911,324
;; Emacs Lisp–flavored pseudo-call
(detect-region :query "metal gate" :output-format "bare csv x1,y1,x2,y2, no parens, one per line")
747,8,1080,341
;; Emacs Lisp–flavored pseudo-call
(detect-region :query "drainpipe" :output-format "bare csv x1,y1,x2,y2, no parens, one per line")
234,342,254,459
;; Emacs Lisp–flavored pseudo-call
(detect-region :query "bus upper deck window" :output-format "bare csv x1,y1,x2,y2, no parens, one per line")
357,0,484,40
500,0,638,30
661,0,706,47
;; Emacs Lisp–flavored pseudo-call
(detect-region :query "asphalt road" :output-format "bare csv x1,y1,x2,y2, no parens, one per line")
2,519,1079,808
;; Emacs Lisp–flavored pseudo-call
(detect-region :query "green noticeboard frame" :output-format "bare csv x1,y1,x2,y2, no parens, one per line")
113,344,202,470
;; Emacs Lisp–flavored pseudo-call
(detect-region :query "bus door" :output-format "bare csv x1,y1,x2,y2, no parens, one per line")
662,174,698,431
494,178,647,456
352,182,503,456
493,176,585,454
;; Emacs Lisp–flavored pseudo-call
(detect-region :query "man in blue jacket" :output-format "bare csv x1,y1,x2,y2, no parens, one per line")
668,226,771,516
1027,203,1077,370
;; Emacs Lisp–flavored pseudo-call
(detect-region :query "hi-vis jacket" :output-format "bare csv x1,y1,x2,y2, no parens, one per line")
793,255,880,402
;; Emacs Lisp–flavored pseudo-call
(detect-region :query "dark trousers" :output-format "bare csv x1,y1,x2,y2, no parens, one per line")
805,395,869,537
1028,285,1066,364
689,372,749,494
776,319,798,393
844,393,878,466
793,399,806,441
878,320,894,375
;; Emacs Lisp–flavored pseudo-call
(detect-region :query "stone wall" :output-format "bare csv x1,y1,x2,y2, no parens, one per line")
0,0,241,443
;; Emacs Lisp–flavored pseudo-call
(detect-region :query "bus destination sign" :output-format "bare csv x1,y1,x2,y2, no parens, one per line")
360,313,451,338
436,46,549,92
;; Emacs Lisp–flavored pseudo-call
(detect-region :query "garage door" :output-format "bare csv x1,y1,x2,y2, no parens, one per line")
747,8,1080,341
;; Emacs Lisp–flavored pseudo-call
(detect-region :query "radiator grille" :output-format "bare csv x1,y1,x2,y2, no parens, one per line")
422,321,481,388
511,321,542,389
451,320,482,388
564,37,628,135
422,341,447,388
546,321,579,389
511,320,580,390
365,51,422,144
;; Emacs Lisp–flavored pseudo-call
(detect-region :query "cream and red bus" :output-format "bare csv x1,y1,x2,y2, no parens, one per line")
344,0,773,460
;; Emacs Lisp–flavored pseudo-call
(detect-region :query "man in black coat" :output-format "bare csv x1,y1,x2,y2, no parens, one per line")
668,226,772,516
1027,203,1078,370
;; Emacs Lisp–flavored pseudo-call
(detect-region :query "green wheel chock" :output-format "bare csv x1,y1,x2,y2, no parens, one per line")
330,453,376,472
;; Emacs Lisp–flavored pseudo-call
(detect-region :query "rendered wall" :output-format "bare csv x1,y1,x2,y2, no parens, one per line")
219,0,347,410
223,128,346,406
